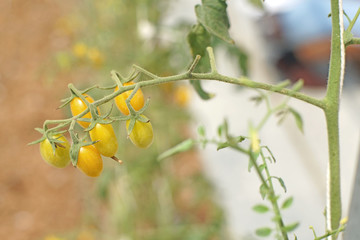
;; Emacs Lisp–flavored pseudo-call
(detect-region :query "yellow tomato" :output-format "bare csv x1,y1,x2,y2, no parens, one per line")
174,85,191,107
70,94,100,128
72,42,88,59
87,47,104,67
89,123,118,157
76,145,103,177
40,134,71,168
114,82,145,115
126,116,154,148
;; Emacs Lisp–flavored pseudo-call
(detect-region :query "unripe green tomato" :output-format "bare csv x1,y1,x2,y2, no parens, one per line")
40,135,71,168
70,94,100,128
76,145,103,177
126,116,154,148
89,123,118,157
114,82,145,115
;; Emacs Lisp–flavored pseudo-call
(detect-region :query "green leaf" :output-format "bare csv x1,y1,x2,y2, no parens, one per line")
262,146,277,163
259,183,268,199
252,204,270,213
188,24,211,62
217,142,230,150
276,177,287,193
187,24,214,100
217,119,229,137
157,139,195,161
283,222,299,233
235,136,246,143
190,80,215,100
226,44,248,76
248,0,265,9
289,108,304,133
281,197,294,210
255,227,272,237
197,125,206,137
195,0,234,44
258,163,266,172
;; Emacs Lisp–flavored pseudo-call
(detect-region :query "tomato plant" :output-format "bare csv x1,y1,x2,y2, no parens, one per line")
89,123,118,157
31,0,360,237
70,94,100,128
126,116,153,149
40,134,71,168
114,82,145,115
76,144,103,177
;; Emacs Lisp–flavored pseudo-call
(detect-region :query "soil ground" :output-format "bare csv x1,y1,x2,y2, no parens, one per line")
0,1,86,239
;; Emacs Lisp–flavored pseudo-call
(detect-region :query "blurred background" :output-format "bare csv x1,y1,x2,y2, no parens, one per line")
0,0,359,240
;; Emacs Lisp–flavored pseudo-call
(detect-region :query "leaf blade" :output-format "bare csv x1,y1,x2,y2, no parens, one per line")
195,0,234,44
157,139,195,161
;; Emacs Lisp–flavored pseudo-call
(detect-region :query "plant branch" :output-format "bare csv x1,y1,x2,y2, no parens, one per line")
347,7,360,32
324,0,345,236
260,153,289,240
346,37,360,46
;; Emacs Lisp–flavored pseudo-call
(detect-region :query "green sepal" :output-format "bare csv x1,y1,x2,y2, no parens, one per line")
126,118,136,136
126,113,151,137
29,128,67,154
84,117,114,132
28,137,46,146
70,140,97,167
136,98,151,116
58,84,98,109
58,96,73,109
28,128,46,145
137,115,150,123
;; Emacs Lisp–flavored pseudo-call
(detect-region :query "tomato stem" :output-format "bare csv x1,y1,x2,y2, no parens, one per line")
110,156,123,164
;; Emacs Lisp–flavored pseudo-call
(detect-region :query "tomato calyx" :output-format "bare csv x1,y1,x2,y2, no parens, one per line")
58,84,100,109
69,138,99,167
29,128,69,153
126,114,150,136
84,116,113,132
126,114,154,148
111,69,139,87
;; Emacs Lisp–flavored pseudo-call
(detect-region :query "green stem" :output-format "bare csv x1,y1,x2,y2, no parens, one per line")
324,0,345,235
232,144,289,240
106,71,324,109
261,155,288,240
347,37,360,46
347,7,360,32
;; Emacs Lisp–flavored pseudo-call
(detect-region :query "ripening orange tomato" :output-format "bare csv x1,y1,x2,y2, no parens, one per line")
126,115,154,149
89,123,118,157
70,94,100,128
114,82,145,115
40,134,71,168
76,145,103,177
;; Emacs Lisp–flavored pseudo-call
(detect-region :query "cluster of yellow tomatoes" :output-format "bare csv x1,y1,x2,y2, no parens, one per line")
39,82,153,177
